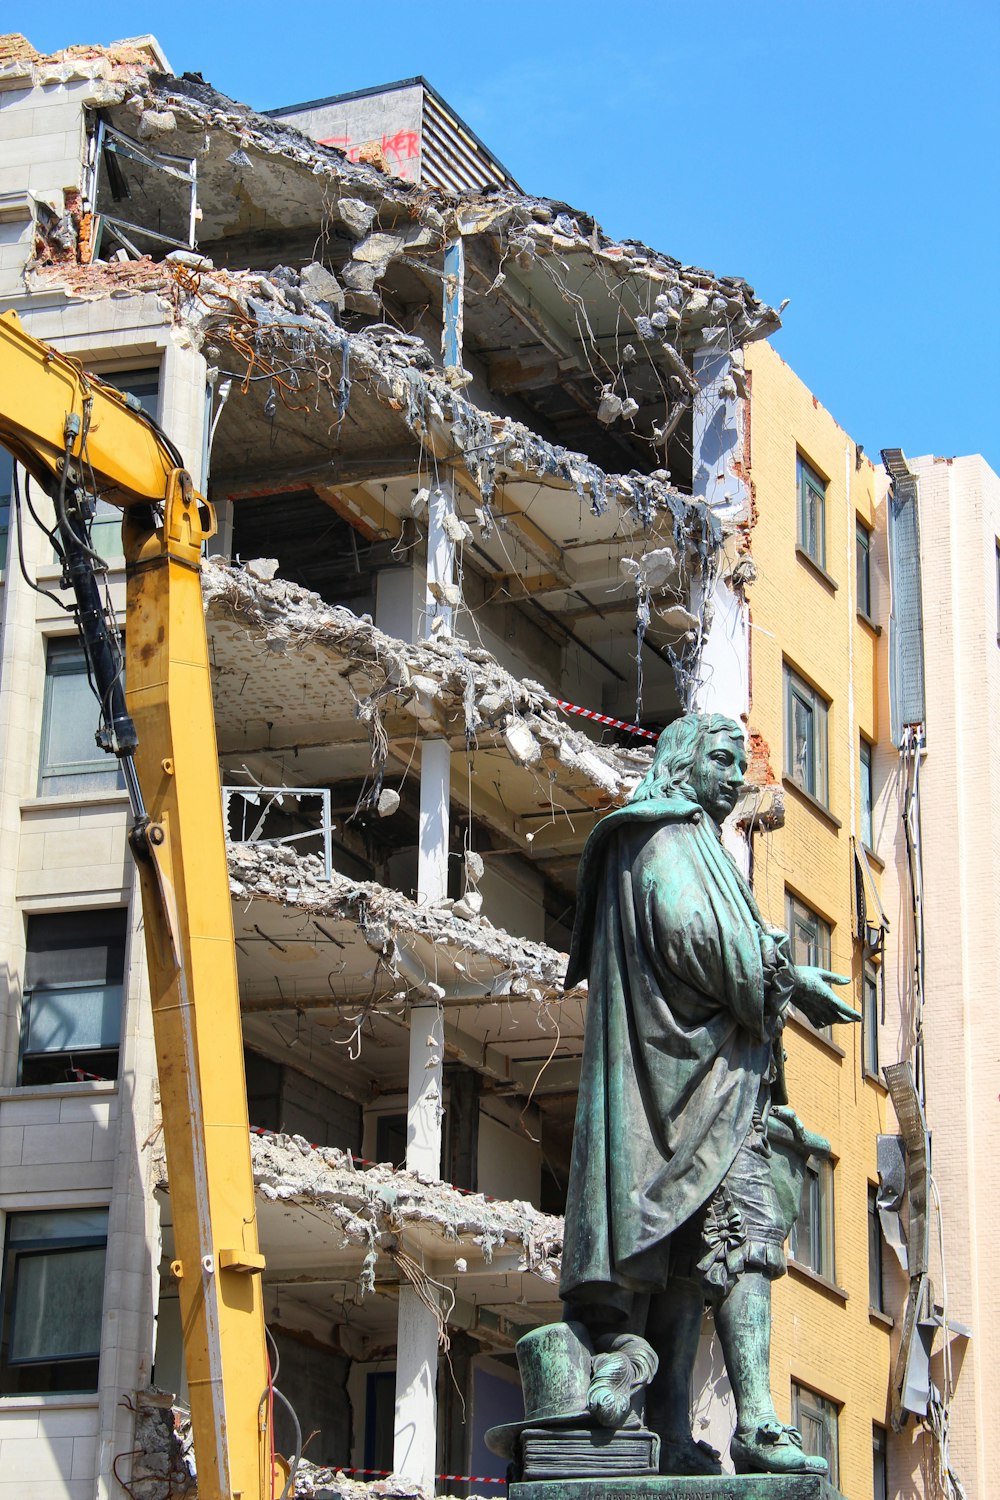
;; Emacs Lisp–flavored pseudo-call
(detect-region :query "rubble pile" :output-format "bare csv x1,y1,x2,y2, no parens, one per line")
247,1128,563,1283
123,1393,196,1500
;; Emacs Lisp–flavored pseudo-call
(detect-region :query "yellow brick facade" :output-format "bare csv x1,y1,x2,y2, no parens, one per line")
745,340,895,1500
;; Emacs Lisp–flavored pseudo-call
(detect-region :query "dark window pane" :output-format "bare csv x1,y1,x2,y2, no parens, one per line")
797,455,827,569
1,1208,108,1395
863,966,880,1078
857,522,872,617
39,639,125,796
0,448,11,570
868,1185,885,1312
21,910,126,1085
860,740,874,847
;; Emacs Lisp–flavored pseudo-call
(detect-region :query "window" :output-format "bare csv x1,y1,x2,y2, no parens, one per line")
791,1382,839,1486
0,1208,108,1394
98,368,159,419
860,738,874,848
0,448,11,570
862,963,880,1078
868,1185,886,1313
786,892,832,969
784,666,829,805
797,454,827,570
92,119,197,259
857,519,873,619
873,1423,888,1500
38,638,125,796
52,370,159,566
790,1154,835,1280
19,909,127,1085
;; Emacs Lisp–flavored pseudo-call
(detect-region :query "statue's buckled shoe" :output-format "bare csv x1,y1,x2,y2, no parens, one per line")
658,1435,722,1476
730,1420,828,1476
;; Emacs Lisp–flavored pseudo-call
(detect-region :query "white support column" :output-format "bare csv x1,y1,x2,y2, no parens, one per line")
689,336,752,726
691,335,753,874
406,998,444,1178
393,1279,443,1490
392,479,457,1484
691,336,745,517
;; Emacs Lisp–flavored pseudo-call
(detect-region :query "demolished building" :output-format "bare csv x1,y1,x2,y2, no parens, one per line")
0,30,950,1500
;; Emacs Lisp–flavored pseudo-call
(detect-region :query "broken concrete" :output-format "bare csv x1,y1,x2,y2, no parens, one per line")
243,1128,562,1285
228,839,575,1001
204,557,651,806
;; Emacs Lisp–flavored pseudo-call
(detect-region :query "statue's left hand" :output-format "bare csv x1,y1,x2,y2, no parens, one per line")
791,965,860,1028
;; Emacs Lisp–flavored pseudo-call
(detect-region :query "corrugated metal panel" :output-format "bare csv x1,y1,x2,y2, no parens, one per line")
421,92,518,193
883,448,927,744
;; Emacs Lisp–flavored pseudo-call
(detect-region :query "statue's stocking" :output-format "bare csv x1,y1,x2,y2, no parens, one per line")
643,1278,703,1442
715,1270,781,1433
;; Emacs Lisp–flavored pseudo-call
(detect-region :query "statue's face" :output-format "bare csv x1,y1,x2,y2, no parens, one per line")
690,731,747,823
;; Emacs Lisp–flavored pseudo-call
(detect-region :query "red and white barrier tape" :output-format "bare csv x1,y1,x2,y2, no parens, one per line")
554,698,657,741
338,1468,504,1484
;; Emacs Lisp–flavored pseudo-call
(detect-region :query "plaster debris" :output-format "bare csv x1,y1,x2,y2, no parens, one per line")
228,840,575,1000
203,558,651,807
243,1129,563,1282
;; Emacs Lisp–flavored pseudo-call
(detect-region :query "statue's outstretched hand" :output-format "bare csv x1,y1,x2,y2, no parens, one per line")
791,965,860,1028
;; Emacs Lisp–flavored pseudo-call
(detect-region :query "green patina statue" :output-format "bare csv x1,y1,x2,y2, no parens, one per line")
558,712,859,1479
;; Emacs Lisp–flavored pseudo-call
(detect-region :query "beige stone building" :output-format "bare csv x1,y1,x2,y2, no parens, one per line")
874,451,1000,1500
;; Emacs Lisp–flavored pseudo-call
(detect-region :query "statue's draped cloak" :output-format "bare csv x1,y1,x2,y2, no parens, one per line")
560,797,774,1307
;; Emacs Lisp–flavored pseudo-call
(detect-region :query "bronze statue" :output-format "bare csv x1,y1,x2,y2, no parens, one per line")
559,713,858,1477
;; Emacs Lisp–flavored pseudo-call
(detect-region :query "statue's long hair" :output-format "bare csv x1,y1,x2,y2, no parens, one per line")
630,712,745,805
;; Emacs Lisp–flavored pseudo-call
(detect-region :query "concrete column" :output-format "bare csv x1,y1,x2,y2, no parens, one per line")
691,336,746,519
691,337,752,874
392,478,458,1483
393,1281,442,1490
406,999,444,1179
689,337,751,727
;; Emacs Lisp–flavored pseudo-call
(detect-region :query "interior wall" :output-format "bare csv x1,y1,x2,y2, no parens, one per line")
270,1327,352,1468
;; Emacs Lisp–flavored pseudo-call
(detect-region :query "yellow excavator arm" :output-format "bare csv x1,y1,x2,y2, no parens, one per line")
0,309,283,1500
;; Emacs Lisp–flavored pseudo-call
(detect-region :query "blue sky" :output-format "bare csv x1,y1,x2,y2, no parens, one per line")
24,1,1000,468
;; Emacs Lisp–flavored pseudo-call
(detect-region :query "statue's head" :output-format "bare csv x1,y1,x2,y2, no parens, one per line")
631,712,747,824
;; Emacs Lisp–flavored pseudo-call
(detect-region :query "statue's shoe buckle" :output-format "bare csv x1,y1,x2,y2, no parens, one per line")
731,1420,828,1476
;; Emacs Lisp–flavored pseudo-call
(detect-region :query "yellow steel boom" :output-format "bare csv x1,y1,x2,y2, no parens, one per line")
0,309,282,1500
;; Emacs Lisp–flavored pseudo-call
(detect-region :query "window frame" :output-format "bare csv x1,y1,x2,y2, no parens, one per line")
785,891,833,970
856,518,873,620
872,1422,888,1500
19,908,128,1087
0,1207,109,1395
797,453,827,570
790,1154,835,1282
38,636,126,798
0,447,11,572
791,1380,840,1487
784,664,830,807
862,961,880,1080
860,736,874,849
868,1183,886,1314
49,369,160,567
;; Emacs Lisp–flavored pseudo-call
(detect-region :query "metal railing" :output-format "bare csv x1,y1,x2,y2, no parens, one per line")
221,786,333,881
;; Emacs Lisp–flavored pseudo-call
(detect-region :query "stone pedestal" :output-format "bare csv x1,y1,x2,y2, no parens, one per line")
512,1478,846,1500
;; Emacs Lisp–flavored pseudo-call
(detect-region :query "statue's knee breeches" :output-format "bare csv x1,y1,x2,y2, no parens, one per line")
671,1118,787,1301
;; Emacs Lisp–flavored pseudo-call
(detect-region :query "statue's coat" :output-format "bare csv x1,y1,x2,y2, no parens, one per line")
560,796,775,1306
